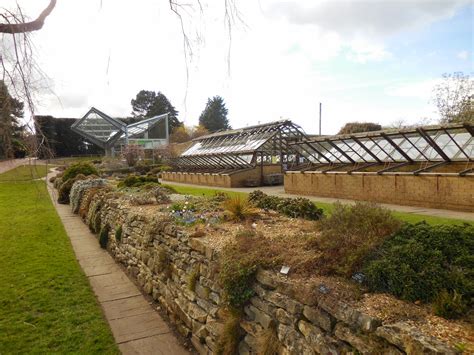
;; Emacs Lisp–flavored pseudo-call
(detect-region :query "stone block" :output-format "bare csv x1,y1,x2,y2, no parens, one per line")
375,322,455,354
248,305,272,329
266,291,303,315
188,302,208,323
303,305,335,332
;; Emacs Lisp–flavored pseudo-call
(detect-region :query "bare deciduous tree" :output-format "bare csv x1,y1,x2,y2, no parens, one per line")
433,72,473,124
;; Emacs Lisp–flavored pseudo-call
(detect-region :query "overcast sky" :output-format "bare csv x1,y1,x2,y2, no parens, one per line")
6,0,474,134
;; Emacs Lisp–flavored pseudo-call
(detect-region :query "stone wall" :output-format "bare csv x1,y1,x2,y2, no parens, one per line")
162,165,282,188
84,193,457,354
285,171,474,212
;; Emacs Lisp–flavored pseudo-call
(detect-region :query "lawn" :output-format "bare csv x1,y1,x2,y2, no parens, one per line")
0,166,118,353
0,164,56,182
164,183,471,226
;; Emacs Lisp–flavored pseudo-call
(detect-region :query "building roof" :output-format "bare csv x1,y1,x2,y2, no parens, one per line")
71,107,168,149
174,120,308,170
291,122,473,168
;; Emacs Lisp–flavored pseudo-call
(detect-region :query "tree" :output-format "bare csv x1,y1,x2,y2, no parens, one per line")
191,125,209,139
170,125,191,143
198,96,230,132
0,81,26,158
131,90,181,134
433,72,473,124
338,122,382,135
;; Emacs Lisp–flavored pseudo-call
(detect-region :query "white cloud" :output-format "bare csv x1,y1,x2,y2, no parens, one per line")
457,50,469,60
266,0,469,38
0,0,465,136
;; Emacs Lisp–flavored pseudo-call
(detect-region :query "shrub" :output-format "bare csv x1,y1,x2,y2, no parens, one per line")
62,162,98,182
223,196,258,221
248,190,323,220
315,202,401,276
69,178,108,213
433,290,468,319
364,223,474,306
115,225,123,243
99,224,110,249
118,175,159,188
57,174,87,204
219,234,259,310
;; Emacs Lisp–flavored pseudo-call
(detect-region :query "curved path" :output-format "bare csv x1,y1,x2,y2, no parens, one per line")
46,171,190,355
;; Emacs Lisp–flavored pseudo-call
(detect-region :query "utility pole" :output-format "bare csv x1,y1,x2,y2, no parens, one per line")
319,102,322,136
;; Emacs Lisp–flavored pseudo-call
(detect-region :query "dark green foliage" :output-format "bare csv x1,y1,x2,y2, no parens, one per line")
219,234,260,310
62,163,98,182
57,174,87,204
315,202,401,276
0,80,26,159
118,175,159,188
364,223,474,306
198,96,230,132
248,190,323,220
115,225,123,243
130,90,181,134
99,225,110,249
433,290,468,319
338,122,382,134
34,116,103,158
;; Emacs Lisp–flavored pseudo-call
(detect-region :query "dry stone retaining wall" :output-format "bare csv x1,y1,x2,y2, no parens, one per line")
80,190,457,354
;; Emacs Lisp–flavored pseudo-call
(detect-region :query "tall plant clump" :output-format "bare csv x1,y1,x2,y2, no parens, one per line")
314,202,401,276
223,196,258,221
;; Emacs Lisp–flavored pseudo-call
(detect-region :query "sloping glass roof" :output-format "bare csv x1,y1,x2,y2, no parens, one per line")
174,120,308,170
72,107,168,149
293,123,473,165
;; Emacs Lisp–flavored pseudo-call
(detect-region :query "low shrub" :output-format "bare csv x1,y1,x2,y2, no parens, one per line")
57,174,87,204
223,196,258,221
248,190,323,220
314,202,401,276
69,178,108,213
118,175,159,188
364,222,474,307
99,224,110,249
115,225,123,243
62,162,98,182
433,289,468,319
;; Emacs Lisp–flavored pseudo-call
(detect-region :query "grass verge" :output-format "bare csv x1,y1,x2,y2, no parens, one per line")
0,164,56,182
0,167,118,353
163,183,470,226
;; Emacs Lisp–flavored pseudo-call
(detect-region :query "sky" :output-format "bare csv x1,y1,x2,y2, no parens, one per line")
4,0,474,134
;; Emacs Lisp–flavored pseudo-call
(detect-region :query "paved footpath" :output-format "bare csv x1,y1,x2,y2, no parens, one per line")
46,172,189,355
162,181,474,222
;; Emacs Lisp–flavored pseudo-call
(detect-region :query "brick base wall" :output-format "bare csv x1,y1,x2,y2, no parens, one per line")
162,165,282,188
284,172,474,212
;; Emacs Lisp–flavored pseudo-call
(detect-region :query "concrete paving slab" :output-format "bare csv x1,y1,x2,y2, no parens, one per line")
101,296,153,321
46,170,190,355
119,333,190,355
109,312,170,343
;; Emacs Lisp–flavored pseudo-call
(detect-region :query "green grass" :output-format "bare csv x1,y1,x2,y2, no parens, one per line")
163,183,470,226
0,164,56,182
0,167,118,353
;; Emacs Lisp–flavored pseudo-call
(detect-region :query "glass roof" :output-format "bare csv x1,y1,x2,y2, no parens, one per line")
174,120,308,169
72,108,168,148
294,124,473,164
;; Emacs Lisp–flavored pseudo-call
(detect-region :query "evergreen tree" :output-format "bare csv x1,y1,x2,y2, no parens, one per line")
198,96,230,132
0,81,25,158
131,90,181,133
338,122,382,135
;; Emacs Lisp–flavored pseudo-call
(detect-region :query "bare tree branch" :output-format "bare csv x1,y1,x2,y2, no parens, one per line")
0,0,56,34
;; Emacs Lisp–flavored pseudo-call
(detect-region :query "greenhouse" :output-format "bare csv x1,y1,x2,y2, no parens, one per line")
289,122,474,176
172,120,308,171
71,107,169,155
